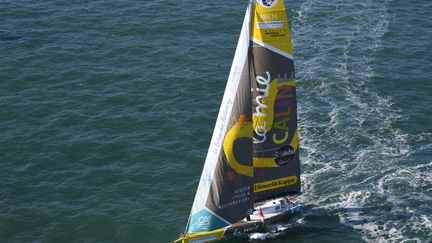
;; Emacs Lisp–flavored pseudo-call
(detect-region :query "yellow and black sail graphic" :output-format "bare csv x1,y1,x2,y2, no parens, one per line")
185,0,301,235
250,0,301,201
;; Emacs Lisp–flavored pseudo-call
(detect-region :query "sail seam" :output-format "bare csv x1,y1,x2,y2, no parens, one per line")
252,37,293,60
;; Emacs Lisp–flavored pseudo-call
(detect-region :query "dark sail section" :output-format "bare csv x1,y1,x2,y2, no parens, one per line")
251,1,301,202
204,55,254,224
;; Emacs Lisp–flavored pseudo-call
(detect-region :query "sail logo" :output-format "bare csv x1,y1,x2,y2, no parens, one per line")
188,208,230,232
253,176,297,193
259,0,278,8
253,72,271,144
196,216,211,227
274,145,295,166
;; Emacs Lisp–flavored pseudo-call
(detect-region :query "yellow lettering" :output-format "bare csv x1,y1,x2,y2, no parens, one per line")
274,117,289,130
273,131,289,144
253,176,298,193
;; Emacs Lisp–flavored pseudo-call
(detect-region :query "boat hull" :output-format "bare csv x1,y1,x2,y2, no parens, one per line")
175,202,302,243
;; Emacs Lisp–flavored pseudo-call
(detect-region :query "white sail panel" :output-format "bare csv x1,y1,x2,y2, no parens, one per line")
188,3,252,220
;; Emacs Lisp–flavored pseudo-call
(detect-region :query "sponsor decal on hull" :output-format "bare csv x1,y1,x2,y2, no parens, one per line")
189,235,217,243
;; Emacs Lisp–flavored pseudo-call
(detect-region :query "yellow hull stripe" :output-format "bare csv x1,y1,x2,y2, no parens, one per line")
174,228,225,243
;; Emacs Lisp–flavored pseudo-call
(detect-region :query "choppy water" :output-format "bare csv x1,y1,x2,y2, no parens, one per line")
1,0,431,242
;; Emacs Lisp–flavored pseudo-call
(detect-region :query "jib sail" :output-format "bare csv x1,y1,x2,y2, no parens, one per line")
186,3,255,233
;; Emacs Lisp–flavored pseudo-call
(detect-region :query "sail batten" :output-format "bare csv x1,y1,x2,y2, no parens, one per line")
252,37,293,60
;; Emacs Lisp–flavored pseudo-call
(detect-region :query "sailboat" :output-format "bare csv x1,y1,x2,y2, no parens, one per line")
175,0,301,242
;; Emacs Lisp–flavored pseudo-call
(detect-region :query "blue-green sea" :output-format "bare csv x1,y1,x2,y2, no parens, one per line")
1,0,431,242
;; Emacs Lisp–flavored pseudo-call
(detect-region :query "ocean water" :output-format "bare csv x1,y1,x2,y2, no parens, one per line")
1,0,431,242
